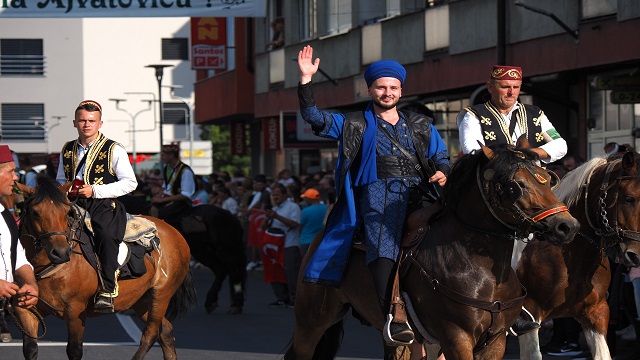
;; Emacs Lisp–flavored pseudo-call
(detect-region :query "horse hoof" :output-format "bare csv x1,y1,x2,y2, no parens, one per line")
205,302,218,314
227,306,242,315
0,332,12,343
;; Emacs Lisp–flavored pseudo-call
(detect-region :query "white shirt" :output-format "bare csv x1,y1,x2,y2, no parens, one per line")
0,203,32,282
56,138,138,198
270,199,302,248
457,102,567,163
161,165,195,199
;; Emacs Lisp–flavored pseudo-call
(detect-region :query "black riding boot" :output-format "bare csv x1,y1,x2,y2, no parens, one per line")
369,258,413,345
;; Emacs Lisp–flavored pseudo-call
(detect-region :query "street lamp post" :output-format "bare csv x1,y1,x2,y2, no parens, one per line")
109,98,152,174
35,115,64,154
145,64,174,150
163,85,195,169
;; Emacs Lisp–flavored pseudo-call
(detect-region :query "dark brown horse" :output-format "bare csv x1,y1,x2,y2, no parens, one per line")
516,152,640,359
287,144,580,360
13,177,196,360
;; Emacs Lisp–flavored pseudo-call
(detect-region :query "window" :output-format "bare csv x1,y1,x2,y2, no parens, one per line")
0,39,44,76
387,0,400,17
326,0,352,36
299,0,318,40
162,38,188,60
1,103,45,140
163,102,189,125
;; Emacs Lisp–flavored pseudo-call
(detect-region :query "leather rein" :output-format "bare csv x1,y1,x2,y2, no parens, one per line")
402,158,567,349
580,159,640,252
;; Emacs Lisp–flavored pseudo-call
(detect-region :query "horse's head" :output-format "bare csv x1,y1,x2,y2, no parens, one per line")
446,143,579,244
21,177,75,264
588,152,640,267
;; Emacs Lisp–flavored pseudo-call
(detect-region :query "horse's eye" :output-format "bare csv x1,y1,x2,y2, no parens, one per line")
517,180,527,189
625,196,635,204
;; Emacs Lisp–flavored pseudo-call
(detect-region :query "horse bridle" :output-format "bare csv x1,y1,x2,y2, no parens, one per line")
19,201,84,265
475,160,568,238
582,159,640,251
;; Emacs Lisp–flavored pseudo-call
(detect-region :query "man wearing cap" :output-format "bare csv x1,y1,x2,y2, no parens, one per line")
298,188,327,256
457,65,567,162
456,66,567,336
150,143,195,230
297,45,450,344
0,145,39,311
57,100,138,313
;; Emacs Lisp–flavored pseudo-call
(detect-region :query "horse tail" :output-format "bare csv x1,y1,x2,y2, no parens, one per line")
314,319,344,360
165,270,197,322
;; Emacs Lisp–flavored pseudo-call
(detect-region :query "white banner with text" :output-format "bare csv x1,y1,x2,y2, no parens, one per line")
0,0,266,18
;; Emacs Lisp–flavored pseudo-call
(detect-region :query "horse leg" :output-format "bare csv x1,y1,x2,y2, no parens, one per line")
205,269,225,313
156,317,178,360
65,314,87,360
578,301,612,360
518,330,543,360
474,334,507,360
12,306,39,360
132,298,171,360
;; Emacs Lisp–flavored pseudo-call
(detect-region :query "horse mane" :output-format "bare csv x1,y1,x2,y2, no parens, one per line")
444,144,538,213
31,176,70,208
553,156,607,208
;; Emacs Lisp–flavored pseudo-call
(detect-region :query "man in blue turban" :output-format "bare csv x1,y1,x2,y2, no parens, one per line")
296,45,450,345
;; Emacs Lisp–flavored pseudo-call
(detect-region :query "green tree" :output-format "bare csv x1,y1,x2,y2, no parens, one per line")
201,124,250,175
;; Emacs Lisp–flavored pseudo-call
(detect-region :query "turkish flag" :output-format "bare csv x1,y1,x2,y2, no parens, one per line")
247,209,266,247
261,228,286,283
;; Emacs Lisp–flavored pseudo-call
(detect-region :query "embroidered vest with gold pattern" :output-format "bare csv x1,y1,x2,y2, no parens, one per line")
62,133,119,186
465,102,544,147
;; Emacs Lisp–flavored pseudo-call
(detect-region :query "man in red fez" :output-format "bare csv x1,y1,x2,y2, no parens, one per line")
56,100,138,313
457,67,568,336
457,65,567,164
0,145,39,310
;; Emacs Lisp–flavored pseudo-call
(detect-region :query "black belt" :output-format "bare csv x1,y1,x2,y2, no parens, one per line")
376,155,421,178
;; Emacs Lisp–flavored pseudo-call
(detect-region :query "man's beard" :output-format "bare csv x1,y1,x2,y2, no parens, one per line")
373,97,398,110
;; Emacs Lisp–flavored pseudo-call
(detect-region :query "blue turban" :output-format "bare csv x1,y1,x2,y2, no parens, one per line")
364,60,406,88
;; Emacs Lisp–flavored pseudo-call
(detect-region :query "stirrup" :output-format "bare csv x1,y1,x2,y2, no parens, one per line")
383,314,414,346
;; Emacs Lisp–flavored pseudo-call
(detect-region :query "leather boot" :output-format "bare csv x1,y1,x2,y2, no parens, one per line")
383,267,414,346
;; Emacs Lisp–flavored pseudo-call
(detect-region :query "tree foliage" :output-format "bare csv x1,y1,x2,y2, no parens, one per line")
200,124,250,175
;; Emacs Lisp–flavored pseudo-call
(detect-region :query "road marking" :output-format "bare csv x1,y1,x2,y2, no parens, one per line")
116,313,142,342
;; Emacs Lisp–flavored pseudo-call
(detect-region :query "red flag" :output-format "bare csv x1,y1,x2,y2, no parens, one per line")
248,209,266,247
261,228,286,283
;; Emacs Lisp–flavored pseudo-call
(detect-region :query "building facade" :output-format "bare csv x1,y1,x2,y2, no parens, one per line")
195,0,640,178
0,17,197,166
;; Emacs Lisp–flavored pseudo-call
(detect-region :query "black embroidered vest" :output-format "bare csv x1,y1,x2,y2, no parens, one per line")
464,102,544,147
61,133,119,185
163,161,192,196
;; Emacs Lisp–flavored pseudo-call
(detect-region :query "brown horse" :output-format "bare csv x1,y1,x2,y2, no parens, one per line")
516,152,640,360
286,144,580,360
13,176,196,360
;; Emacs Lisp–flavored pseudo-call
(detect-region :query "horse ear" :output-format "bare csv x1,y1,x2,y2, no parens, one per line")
621,151,637,174
14,182,34,197
479,141,494,159
516,135,530,149
60,182,73,195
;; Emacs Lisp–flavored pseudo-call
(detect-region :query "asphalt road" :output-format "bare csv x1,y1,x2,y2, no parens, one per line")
0,266,637,359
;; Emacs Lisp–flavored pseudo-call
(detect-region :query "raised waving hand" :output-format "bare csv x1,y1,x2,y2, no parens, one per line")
298,45,320,84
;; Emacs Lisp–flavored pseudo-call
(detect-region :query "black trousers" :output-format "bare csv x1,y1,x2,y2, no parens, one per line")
368,257,395,315
78,198,127,293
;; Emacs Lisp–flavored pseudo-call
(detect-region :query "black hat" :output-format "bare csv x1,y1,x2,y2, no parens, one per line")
254,174,267,183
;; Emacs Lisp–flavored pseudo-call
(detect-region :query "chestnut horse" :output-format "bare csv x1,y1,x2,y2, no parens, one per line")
286,144,580,360
13,177,196,360
517,152,640,360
